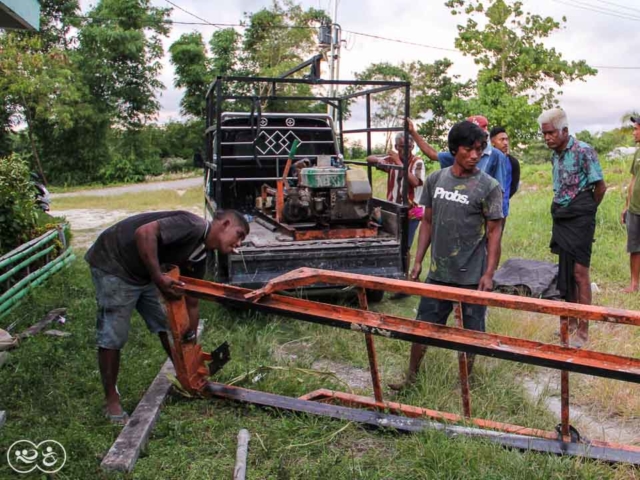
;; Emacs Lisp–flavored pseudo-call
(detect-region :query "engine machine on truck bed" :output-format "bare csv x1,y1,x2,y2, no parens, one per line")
202,76,413,299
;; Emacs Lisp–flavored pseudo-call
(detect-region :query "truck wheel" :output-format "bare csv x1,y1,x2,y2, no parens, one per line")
365,288,384,304
205,250,219,281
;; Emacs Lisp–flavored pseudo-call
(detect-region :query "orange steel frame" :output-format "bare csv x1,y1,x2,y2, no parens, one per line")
165,267,640,462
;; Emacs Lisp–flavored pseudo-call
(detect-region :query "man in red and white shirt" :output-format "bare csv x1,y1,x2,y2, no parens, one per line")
367,132,425,299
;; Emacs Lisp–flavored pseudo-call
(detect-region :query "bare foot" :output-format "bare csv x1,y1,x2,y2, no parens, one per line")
569,333,588,349
623,285,638,293
105,402,123,415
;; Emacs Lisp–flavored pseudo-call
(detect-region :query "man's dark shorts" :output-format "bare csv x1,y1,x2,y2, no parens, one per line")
416,279,486,332
627,211,640,254
91,267,168,350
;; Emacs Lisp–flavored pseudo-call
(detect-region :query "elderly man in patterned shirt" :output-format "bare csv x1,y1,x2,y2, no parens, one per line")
538,108,607,347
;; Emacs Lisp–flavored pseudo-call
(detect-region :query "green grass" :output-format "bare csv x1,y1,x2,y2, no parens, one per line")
1,160,640,478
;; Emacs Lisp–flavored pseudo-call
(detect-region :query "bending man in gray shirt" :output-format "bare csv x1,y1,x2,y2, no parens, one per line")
85,209,249,424
390,121,504,390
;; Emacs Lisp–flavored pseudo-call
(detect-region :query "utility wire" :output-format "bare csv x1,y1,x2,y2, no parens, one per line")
68,3,640,71
343,29,459,53
590,0,640,15
163,0,221,29
551,0,640,22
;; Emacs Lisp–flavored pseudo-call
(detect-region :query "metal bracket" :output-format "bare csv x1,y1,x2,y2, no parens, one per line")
208,341,231,376
555,423,583,443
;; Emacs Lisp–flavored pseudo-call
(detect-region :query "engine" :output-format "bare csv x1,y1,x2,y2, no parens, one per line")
282,165,372,226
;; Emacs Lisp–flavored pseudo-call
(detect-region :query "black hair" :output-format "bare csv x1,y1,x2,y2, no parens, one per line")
489,126,506,139
214,209,250,233
448,121,487,156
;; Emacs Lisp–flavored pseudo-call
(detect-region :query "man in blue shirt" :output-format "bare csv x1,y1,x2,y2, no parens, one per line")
407,116,512,219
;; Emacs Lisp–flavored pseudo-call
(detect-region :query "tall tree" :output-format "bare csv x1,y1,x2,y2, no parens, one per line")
36,0,82,51
170,1,329,121
0,34,81,182
445,0,597,143
353,63,410,151
77,0,170,128
242,1,328,78
169,32,211,118
169,28,245,118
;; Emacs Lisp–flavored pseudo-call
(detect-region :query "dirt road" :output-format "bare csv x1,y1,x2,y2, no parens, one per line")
51,177,202,198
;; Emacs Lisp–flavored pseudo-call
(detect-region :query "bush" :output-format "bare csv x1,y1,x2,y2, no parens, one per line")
0,154,38,255
99,153,147,184
162,156,191,173
519,140,550,164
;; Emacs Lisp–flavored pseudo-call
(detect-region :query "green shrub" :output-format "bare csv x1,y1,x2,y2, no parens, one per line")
162,156,191,172
99,153,146,184
519,140,550,164
0,154,38,255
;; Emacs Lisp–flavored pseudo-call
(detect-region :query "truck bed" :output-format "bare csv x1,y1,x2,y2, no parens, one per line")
228,219,404,288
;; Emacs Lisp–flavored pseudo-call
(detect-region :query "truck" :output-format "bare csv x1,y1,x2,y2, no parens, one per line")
202,75,413,302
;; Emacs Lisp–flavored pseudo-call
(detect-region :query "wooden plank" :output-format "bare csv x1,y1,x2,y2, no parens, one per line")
17,308,66,340
100,359,175,473
233,429,250,480
101,322,204,473
205,383,640,465
0,410,5,428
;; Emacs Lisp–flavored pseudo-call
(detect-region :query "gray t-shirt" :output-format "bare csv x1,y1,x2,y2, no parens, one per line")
420,167,504,285
85,211,208,285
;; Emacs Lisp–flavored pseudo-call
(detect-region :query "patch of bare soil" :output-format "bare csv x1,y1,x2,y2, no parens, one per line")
53,206,203,250
336,435,391,459
52,208,130,249
523,371,640,445
311,359,373,393
273,340,376,393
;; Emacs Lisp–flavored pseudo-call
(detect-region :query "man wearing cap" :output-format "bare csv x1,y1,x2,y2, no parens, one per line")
538,108,606,347
490,126,520,199
621,116,640,292
407,116,512,219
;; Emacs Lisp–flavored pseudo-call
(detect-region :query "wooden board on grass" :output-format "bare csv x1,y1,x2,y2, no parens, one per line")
100,359,175,473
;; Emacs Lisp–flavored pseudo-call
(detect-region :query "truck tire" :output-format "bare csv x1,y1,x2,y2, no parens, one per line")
365,288,384,304
205,250,219,281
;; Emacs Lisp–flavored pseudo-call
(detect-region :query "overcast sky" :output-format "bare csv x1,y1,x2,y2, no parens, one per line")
80,0,640,134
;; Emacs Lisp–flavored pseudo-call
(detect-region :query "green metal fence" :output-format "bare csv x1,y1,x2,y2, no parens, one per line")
0,226,75,320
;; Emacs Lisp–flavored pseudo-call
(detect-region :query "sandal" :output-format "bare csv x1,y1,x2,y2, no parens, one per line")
104,409,130,426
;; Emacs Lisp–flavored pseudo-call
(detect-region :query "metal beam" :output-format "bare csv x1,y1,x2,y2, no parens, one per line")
244,268,640,326
179,276,640,383
205,383,640,465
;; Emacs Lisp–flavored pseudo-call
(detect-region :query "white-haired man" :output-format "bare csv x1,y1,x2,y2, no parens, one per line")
538,108,606,347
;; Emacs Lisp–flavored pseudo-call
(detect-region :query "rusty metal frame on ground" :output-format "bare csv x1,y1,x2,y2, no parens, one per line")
165,267,640,465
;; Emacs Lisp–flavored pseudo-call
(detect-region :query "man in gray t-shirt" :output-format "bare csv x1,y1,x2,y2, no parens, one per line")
86,209,249,424
390,121,504,390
